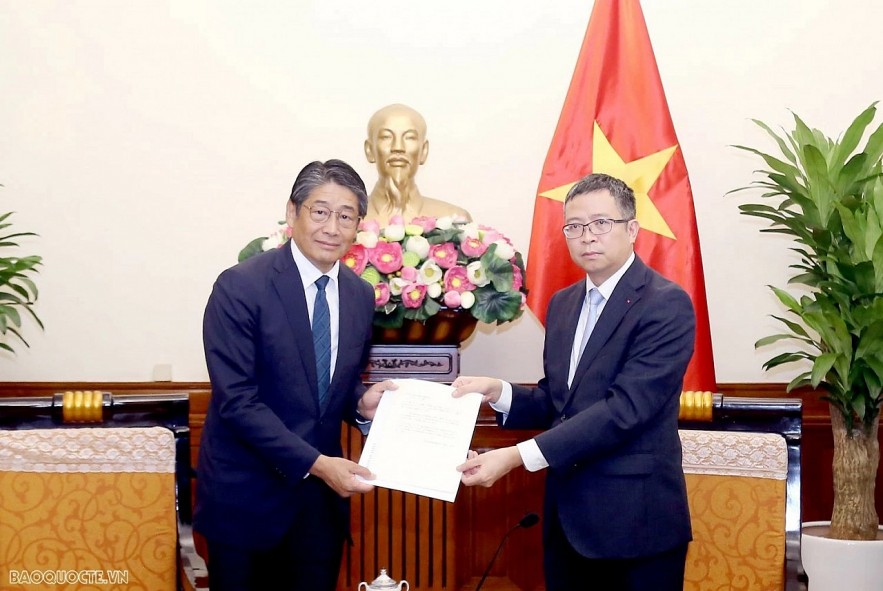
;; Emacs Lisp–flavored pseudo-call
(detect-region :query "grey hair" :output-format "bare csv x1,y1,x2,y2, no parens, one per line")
564,173,636,220
289,159,368,217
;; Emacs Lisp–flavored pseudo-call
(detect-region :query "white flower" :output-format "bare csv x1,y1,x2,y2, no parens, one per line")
492,239,516,261
356,231,379,248
427,282,442,299
389,277,409,296
466,261,491,287
405,235,430,259
418,261,443,285
435,216,454,230
460,291,476,309
383,223,406,242
262,229,287,251
460,222,481,240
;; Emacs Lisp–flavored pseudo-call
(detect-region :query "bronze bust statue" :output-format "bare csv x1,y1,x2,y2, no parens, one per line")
364,103,472,225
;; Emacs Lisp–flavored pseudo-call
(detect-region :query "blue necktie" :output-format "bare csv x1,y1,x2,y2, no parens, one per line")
568,288,604,386
578,288,604,358
312,275,331,411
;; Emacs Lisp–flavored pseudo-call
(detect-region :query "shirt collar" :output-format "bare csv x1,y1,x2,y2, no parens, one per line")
289,239,340,288
584,251,635,301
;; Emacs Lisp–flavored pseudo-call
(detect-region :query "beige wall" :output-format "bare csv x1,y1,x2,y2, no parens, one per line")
2,0,882,383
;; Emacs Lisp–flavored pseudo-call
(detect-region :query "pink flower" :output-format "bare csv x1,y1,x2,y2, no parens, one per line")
360,219,381,235
401,283,427,308
480,226,505,245
429,243,458,269
389,215,405,227
341,244,368,275
512,264,523,291
401,266,418,282
443,266,475,293
443,290,462,308
411,216,437,232
368,241,403,274
374,282,390,306
460,236,487,257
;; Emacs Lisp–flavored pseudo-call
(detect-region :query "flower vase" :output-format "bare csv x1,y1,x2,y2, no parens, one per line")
372,308,478,346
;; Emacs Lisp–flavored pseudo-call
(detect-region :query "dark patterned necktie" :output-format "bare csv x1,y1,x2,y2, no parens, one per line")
312,275,331,411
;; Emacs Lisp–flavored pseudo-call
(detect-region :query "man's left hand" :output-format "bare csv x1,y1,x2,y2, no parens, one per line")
456,446,523,488
357,379,398,420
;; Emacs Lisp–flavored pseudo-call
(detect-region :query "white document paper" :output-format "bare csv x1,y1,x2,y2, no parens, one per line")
357,378,483,502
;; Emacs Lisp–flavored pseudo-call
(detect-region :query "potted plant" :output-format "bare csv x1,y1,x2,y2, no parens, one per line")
732,103,883,588
0,199,43,353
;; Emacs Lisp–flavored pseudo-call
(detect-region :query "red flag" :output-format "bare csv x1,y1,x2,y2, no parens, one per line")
525,0,716,391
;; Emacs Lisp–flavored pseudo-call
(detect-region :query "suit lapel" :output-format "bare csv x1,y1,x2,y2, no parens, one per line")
270,244,319,408
549,284,586,386
568,258,649,398
330,269,362,393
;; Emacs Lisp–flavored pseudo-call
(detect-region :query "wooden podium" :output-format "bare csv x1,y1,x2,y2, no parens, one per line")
341,338,546,591
364,345,460,383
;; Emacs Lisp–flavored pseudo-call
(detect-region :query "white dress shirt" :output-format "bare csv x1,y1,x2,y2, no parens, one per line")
290,240,341,378
492,252,636,472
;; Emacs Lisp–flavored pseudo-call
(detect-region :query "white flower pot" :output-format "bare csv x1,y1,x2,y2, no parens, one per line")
801,521,883,590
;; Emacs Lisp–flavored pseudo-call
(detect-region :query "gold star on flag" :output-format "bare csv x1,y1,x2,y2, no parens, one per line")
539,122,677,239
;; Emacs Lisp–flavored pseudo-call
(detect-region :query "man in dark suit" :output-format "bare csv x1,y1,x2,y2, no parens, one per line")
195,159,394,591
454,173,695,591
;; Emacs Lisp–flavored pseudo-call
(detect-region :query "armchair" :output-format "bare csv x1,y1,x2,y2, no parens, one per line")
0,391,208,591
678,392,803,591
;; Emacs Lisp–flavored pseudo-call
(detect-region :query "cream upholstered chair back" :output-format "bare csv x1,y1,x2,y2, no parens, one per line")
0,392,207,591
678,392,802,591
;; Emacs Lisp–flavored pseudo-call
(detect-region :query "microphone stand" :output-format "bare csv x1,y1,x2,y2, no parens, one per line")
475,513,539,591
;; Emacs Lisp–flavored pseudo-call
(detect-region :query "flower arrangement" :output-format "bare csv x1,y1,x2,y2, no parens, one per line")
239,215,528,328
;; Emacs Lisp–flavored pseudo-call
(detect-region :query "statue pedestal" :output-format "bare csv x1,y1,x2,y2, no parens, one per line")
364,345,459,382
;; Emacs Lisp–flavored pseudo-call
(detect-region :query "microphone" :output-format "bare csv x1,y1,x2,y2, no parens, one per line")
475,512,540,591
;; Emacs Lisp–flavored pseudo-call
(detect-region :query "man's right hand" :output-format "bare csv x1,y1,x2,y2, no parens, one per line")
309,455,375,498
450,376,503,404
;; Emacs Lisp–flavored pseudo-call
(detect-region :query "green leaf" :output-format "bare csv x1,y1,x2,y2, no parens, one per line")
831,103,877,170
480,245,515,293
752,119,798,164
0,304,21,327
769,286,801,312
761,351,810,370
754,333,801,348
811,352,839,387
373,306,404,329
769,314,812,338
238,237,267,263
786,371,812,392
732,145,801,179
471,288,522,324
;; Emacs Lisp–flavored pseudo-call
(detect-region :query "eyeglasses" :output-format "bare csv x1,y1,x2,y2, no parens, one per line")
562,218,632,239
304,205,360,230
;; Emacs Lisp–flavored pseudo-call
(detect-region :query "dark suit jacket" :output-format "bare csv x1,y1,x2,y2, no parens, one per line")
194,242,375,549
506,256,695,559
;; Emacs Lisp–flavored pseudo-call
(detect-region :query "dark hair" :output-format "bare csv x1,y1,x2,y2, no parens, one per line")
564,173,636,220
289,159,368,216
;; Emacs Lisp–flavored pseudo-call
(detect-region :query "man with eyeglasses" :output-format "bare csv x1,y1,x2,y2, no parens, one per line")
196,159,396,591
454,173,695,591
